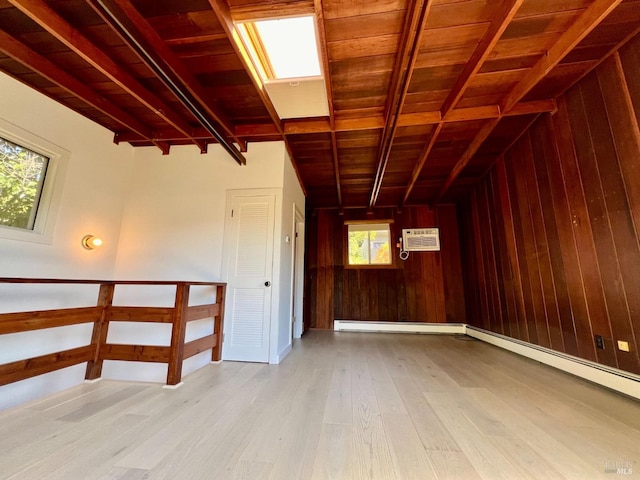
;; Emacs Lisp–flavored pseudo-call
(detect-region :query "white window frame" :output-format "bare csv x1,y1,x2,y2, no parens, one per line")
0,118,69,244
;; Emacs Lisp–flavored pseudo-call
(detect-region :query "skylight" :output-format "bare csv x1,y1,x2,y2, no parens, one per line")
237,16,322,81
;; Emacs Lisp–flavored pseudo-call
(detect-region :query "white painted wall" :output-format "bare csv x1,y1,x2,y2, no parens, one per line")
274,151,305,361
110,141,299,376
0,71,306,411
113,142,286,282
0,72,134,411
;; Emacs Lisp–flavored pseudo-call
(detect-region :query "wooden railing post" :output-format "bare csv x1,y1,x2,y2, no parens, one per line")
85,282,115,380
212,284,226,362
167,283,190,385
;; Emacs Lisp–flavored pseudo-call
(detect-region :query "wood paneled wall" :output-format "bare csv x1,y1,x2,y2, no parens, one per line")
305,205,466,329
459,36,640,374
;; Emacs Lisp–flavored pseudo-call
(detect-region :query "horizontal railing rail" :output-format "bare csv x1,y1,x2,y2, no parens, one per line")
0,278,226,387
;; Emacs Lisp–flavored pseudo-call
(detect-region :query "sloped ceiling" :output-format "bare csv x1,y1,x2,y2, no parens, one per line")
1,0,639,210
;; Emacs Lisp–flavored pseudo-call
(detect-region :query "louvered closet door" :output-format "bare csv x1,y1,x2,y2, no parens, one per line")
223,194,275,362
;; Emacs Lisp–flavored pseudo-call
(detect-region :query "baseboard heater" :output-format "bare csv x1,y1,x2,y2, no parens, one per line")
334,320,465,334
334,320,640,401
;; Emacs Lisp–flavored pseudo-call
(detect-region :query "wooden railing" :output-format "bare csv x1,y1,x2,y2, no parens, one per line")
0,278,226,387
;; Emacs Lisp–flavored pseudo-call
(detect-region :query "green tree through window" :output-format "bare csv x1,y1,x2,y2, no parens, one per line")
347,223,391,265
0,136,49,230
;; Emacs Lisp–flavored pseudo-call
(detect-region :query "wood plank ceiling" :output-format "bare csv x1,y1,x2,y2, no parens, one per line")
1,0,639,209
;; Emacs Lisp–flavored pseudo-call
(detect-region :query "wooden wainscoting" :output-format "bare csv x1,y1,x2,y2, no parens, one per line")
0,279,226,387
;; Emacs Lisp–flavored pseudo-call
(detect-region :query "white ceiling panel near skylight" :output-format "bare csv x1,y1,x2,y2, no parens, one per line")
265,78,329,119
235,15,329,119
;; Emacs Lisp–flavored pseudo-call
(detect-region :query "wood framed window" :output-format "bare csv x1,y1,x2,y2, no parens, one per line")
345,221,395,268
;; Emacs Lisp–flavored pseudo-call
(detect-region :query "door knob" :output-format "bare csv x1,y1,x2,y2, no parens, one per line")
265,281,271,287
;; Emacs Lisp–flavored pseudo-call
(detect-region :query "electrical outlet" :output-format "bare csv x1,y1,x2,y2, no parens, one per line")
617,340,630,352
595,335,605,350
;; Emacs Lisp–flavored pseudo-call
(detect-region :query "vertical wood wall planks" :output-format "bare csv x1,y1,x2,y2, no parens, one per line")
460,35,640,375
306,205,465,328
438,204,466,324
529,118,577,357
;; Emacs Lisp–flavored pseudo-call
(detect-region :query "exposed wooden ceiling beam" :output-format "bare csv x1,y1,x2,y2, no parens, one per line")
87,0,245,161
7,0,208,153
229,0,315,22
281,100,555,135
115,99,556,143
558,23,640,101
501,0,623,113
434,117,501,203
477,113,543,182
401,123,443,206
440,0,525,117
90,0,240,143
403,0,524,205
315,0,341,207
369,0,433,209
435,0,622,203
207,0,283,136
206,0,310,193
0,29,173,154
330,131,342,206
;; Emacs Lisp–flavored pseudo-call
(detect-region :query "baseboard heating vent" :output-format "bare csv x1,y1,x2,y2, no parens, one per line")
465,326,640,401
334,320,465,334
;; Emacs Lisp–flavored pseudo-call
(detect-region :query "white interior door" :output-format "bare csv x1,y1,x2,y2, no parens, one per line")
222,193,275,362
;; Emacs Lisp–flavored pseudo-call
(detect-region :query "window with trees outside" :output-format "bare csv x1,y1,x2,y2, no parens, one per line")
347,222,392,266
0,135,49,231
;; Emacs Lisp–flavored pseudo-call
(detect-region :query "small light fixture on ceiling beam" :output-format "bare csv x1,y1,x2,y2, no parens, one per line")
82,235,103,250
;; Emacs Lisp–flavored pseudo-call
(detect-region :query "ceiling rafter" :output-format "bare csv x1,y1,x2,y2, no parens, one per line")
7,0,207,153
501,0,623,113
368,0,434,209
477,113,543,183
435,117,501,203
285,100,556,134
88,0,242,146
115,99,557,143
0,28,172,154
0,0,631,210
314,0,341,208
206,0,309,194
435,0,624,204
440,0,525,118
401,0,524,205
557,23,640,102
86,0,246,160
207,0,283,134
401,123,443,206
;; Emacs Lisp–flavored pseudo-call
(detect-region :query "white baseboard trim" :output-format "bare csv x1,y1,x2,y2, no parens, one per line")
465,326,640,401
272,343,292,364
330,321,640,400
162,382,184,390
334,320,465,335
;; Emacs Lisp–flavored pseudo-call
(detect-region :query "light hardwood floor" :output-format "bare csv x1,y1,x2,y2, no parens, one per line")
1,331,639,479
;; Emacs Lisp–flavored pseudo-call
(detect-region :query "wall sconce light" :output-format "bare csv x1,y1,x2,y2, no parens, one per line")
82,235,103,250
